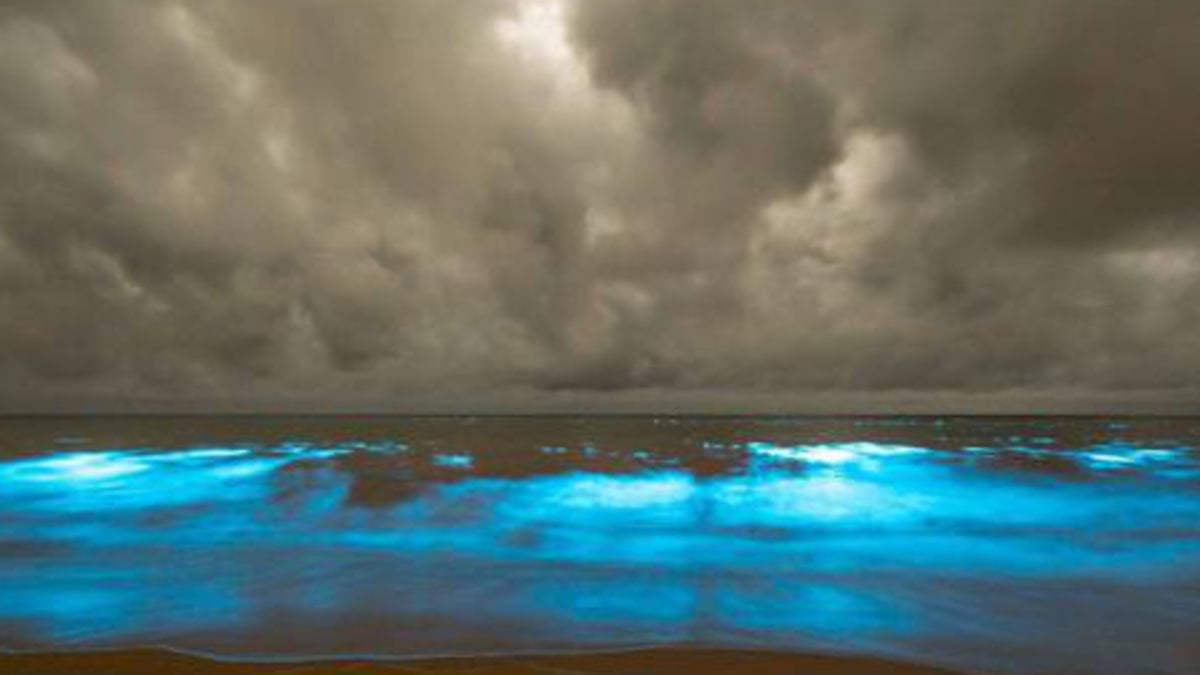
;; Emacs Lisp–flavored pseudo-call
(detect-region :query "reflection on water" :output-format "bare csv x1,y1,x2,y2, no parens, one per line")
1,416,1199,674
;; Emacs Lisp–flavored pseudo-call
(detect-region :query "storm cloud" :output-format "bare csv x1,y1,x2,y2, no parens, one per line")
1,0,1198,412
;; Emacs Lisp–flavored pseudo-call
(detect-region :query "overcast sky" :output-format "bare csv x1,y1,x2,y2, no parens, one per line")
1,0,1199,413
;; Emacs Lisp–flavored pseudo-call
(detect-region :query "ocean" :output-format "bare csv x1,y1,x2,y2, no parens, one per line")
0,415,1197,674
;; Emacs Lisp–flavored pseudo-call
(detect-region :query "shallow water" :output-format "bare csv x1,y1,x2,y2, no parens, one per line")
1,415,1198,674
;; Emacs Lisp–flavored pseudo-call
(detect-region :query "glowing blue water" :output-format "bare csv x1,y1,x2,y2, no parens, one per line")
0,416,1198,674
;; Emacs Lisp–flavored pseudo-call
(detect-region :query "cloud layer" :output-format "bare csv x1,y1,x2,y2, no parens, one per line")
1,0,1199,411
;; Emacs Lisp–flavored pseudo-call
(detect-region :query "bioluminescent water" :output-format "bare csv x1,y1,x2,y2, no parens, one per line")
1,416,1199,674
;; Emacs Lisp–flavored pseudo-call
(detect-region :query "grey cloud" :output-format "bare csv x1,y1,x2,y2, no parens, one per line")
569,0,1200,394
0,0,1198,411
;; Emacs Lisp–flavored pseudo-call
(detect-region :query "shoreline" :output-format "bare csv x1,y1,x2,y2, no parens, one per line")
0,646,967,674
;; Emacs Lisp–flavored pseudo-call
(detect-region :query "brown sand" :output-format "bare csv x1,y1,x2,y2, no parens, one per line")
0,647,965,674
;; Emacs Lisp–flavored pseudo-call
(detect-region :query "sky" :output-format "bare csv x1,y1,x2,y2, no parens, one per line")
1,0,1199,414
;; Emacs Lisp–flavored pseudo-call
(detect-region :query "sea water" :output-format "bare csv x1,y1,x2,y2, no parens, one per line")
0,415,1197,674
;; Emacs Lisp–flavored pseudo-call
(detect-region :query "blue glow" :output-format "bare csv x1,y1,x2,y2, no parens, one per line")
0,419,1198,674
2,451,151,483
432,453,474,469
746,441,929,471
546,473,695,510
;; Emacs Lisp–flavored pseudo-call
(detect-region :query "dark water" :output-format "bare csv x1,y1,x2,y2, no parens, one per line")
1,416,1198,674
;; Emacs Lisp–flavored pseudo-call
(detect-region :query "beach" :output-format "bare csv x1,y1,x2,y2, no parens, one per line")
0,647,963,675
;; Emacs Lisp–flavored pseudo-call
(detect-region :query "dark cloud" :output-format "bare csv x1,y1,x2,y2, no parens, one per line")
0,0,1198,412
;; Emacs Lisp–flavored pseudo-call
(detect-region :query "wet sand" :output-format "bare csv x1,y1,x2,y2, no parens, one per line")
0,647,965,674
